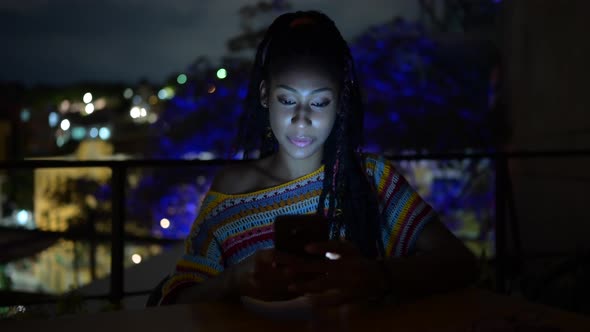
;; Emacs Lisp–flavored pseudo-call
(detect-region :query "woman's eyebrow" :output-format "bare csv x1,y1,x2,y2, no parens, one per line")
276,84,332,94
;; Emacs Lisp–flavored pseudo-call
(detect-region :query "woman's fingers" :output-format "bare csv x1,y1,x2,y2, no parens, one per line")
245,246,373,303
285,258,335,277
289,273,332,294
254,248,307,267
272,250,309,266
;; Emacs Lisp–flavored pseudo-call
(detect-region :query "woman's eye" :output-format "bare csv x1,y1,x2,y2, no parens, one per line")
279,98,296,105
312,100,331,108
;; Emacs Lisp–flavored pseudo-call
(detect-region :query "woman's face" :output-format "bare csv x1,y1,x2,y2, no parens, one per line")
260,64,338,164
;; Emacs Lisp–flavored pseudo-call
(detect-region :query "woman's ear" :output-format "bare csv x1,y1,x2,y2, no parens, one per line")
259,80,269,108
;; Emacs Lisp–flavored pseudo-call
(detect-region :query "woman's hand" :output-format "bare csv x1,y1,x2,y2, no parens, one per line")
284,241,389,307
231,248,306,301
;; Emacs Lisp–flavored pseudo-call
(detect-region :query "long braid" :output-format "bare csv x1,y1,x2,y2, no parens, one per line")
237,13,297,159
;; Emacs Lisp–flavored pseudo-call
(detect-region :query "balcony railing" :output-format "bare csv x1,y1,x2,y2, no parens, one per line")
1,149,589,307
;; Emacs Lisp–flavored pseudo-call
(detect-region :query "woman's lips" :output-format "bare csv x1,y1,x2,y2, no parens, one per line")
288,136,314,148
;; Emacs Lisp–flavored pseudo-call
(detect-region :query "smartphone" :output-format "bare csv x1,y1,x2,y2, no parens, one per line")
273,214,330,257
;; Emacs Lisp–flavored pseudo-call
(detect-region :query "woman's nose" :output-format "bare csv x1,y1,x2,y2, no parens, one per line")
291,107,312,127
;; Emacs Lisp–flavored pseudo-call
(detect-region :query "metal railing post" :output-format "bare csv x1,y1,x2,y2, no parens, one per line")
110,164,126,305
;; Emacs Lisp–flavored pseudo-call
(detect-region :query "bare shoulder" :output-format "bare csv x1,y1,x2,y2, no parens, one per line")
209,159,264,195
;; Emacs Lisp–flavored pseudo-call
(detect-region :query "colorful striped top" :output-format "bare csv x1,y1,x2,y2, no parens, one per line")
159,154,436,304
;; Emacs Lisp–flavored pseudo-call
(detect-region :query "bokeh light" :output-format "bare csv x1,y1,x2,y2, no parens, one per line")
56,136,66,147
123,88,133,99
71,127,86,140
20,109,31,122
131,254,142,264
177,74,187,84
85,103,95,114
60,119,71,131
48,112,59,127
158,89,167,99
83,92,93,104
148,113,158,124
99,127,111,140
160,218,170,229
216,68,227,79
16,210,29,225
94,98,107,110
59,100,70,113
130,106,140,119
158,87,175,100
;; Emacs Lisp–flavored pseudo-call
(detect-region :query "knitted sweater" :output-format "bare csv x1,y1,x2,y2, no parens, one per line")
159,154,436,304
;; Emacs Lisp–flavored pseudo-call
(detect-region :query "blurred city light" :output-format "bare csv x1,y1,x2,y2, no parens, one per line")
89,127,99,138
207,84,216,94
94,98,107,110
71,127,86,140
59,100,70,113
149,95,158,105
160,218,170,229
165,86,175,99
16,210,29,226
148,113,158,124
157,89,167,99
99,127,111,140
132,95,142,104
123,88,133,99
60,119,71,131
157,86,175,100
197,151,215,160
130,106,140,119
85,103,95,114
56,136,65,147
48,112,59,127
129,106,148,119
177,74,187,84
131,254,142,264
216,68,227,79
83,92,93,103
20,109,31,122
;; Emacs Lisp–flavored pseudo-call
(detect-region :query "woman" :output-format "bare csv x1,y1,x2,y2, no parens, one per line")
158,10,478,307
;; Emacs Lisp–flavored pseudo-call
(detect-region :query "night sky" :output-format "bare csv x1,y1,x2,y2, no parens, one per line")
0,0,418,86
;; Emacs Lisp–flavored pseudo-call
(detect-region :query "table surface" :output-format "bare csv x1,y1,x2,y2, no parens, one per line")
2,288,590,332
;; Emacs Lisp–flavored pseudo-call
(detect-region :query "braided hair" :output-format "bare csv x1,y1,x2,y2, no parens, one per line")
237,11,384,258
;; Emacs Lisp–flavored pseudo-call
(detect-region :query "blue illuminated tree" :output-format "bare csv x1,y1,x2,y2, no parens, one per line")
352,18,496,153
128,13,499,240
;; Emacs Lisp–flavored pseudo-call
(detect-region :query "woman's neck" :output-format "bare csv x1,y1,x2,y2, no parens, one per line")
268,151,323,181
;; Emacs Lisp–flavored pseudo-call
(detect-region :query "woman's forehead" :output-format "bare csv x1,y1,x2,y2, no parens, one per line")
271,67,337,91
271,54,340,74
270,61,339,87
275,64,331,78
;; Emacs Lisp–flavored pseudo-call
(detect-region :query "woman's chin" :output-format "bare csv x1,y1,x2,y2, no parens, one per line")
284,146,321,160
